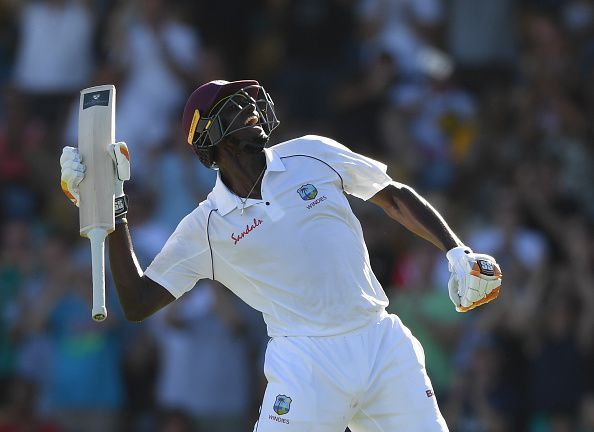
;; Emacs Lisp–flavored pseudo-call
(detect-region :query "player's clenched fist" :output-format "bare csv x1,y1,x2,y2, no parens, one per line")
60,146,86,206
109,142,131,198
446,246,502,312
59,142,131,207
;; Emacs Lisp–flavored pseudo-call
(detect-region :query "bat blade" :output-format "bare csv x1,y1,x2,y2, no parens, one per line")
78,84,116,236
78,84,116,321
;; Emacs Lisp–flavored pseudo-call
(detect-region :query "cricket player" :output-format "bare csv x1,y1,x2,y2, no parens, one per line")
60,80,502,431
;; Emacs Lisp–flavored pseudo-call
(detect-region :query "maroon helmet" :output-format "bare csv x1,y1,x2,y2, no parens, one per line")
182,80,280,168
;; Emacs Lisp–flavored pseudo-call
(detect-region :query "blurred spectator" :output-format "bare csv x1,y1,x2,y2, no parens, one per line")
101,0,202,183
581,394,594,432
11,236,126,432
445,335,520,432
2,0,102,228
464,187,550,340
447,0,518,93
0,376,61,432
0,220,35,403
242,0,287,83
8,0,95,151
357,0,444,78
332,50,398,157
151,280,267,432
526,276,586,432
383,54,477,190
0,0,17,113
157,408,194,432
468,187,548,272
11,0,94,93
147,126,216,233
273,0,357,130
120,323,160,432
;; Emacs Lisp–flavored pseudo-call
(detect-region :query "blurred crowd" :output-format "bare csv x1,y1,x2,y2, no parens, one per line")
0,0,593,431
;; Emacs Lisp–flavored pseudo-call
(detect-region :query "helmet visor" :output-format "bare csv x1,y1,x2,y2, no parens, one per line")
192,84,280,148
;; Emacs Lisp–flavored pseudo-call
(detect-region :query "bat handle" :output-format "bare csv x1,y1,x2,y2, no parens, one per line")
88,228,108,322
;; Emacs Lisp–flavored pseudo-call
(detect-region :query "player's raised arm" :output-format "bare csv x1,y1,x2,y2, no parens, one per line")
60,143,175,321
368,183,462,252
369,182,502,312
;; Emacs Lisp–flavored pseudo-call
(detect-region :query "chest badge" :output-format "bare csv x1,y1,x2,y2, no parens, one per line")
273,394,292,415
297,184,318,200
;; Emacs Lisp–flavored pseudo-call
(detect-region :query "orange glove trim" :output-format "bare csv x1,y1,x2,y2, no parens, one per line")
60,180,77,205
457,286,501,312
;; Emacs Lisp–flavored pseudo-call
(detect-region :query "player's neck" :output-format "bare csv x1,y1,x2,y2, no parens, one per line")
218,150,266,199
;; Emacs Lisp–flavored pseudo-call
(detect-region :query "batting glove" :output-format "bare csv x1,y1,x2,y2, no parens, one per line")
60,143,131,216
446,246,502,312
108,142,131,198
60,146,85,206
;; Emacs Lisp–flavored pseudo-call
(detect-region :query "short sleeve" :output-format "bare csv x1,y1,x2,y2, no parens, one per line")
309,136,393,200
144,208,212,298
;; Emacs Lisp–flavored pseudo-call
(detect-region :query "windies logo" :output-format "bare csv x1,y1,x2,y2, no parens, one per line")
297,184,318,200
273,395,292,415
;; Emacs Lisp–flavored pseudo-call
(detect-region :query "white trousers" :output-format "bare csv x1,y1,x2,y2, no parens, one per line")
254,312,449,432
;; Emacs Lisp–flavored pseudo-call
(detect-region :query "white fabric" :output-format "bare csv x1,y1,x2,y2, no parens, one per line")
144,135,394,337
254,312,448,431
13,2,93,92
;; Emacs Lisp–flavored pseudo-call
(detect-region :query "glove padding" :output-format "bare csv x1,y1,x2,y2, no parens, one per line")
446,246,502,312
60,142,131,207
60,147,85,206
109,142,131,197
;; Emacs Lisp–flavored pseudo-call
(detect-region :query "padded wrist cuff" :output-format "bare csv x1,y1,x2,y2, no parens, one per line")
115,194,129,218
446,245,472,262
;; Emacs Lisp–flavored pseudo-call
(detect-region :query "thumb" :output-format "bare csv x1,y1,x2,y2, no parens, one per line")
448,274,461,310
109,142,131,181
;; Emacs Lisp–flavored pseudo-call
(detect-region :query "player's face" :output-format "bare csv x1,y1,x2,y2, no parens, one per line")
219,94,268,143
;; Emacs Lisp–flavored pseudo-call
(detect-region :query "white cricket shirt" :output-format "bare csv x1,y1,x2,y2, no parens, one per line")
144,135,394,337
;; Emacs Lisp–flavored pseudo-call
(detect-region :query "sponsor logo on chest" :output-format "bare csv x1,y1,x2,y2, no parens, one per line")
231,217,263,245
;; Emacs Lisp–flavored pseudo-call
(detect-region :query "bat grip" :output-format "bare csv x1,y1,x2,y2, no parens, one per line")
88,228,108,321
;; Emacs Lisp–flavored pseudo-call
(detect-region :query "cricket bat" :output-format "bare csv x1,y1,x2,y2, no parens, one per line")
78,85,116,322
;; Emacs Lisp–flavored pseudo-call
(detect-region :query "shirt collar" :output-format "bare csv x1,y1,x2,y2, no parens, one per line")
264,146,286,172
211,147,286,216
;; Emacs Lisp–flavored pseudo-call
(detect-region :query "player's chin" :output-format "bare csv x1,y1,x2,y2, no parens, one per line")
240,128,269,145
246,134,269,153
247,125,267,137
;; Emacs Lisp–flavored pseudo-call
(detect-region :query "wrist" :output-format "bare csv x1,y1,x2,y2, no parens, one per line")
115,194,129,218
446,246,473,272
115,180,125,198
447,245,471,254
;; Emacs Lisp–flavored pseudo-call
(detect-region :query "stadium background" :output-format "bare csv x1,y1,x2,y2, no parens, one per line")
0,0,593,431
